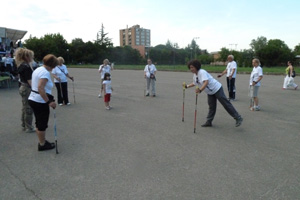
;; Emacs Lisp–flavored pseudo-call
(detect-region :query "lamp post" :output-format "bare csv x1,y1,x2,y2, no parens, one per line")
66,49,69,64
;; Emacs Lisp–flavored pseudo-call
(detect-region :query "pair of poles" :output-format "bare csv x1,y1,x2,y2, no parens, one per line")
182,82,199,133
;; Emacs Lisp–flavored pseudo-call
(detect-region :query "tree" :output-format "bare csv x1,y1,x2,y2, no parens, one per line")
24,33,69,61
260,39,293,66
250,36,267,54
294,43,300,55
95,23,113,48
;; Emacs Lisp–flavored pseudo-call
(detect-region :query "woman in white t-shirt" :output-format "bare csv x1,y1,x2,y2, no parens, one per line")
28,54,59,151
98,59,113,98
184,60,243,127
52,57,74,106
249,58,263,111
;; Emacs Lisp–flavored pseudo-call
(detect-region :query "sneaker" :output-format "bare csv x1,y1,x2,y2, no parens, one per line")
201,121,212,127
254,106,260,111
235,116,243,127
250,107,254,111
98,94,102,98
152,94,156,97
25,128,35,133
106,106,111,110
67,103,71,106
38,140,55,151
59,103,63,106
145,93,150,96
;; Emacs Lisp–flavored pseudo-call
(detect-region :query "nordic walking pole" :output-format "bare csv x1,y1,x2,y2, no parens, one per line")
182,82,186,122
53,109,59,154
59,80,63,99
72,80,76,104
194,86,199,133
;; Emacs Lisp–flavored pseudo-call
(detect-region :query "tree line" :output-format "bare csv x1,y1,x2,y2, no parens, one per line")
24,25,300,67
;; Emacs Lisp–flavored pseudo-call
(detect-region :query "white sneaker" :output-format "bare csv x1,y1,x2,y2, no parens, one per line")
67,103,71,106
106,106,111,110
254,106,260,111
59,103,63,106
98,94,102,98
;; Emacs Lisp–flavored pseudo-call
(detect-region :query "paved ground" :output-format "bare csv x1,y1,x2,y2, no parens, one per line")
1,68,300,200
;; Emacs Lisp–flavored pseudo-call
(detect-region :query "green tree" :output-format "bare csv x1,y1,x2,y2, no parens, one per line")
293,43,300,55
250,36,267,54
95,23,113,48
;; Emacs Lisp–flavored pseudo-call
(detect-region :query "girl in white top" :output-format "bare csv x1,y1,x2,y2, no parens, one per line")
98,59,113,97
184,59,243,127
144,59,157,97
249,58,263,111
102,73,113,110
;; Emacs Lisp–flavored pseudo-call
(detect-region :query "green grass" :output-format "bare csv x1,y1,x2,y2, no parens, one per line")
68,64,294,75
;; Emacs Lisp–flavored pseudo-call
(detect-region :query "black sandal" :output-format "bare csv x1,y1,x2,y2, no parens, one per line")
38,140,55,151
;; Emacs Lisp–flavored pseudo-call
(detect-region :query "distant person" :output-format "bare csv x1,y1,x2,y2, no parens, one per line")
15,48,35,133
144,58,157,97
249,58,263,111
28,54,59,151
52,57,74,106
98,59,112,98
218,55,237,100
283,61,297,90
184,59,243,127
103,73,113,110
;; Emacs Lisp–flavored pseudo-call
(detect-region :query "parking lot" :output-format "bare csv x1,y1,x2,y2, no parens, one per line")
1,68,299,200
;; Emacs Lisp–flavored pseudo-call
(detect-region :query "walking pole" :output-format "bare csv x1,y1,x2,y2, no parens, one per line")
72,80,76,104
53,110,59,154
182,82,186,122
59,80,63,99
194,86,199,133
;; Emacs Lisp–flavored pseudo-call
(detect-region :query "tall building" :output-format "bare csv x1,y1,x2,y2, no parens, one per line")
119,25,151,58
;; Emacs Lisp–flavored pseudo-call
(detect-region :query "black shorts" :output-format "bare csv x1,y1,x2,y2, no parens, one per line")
28,100,49,131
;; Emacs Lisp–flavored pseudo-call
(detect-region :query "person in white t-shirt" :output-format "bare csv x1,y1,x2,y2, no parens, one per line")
218,55,237,100
98,59,113,98
144,58,157,97
102,73,113,110
52,57,74,106
184,59,243,127
249,58,263,111
28,54,59,151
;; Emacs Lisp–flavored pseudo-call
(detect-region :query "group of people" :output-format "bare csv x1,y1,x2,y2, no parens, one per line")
16,48,73,151
14,48,297,152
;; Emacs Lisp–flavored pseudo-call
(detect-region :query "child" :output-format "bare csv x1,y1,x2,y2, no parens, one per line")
103,73,113,110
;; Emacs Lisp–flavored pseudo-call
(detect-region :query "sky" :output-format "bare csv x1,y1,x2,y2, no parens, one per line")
2,0,300,52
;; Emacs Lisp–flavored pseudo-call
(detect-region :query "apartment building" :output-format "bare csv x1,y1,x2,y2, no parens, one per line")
119,25,151,58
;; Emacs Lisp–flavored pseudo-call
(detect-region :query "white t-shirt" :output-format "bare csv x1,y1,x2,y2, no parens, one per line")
29,66,53,103
144,64,157,78
226,61,237,78
249,66,263,86
52,65,69,83
99,65,111,79
193,69,222,95
103,80,112,94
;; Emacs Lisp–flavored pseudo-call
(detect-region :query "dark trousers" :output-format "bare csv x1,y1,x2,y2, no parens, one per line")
226,77,236,99
206,87,240,123
55,82,69,104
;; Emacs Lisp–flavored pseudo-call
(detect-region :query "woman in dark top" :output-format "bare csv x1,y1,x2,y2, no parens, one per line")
16,48,35,133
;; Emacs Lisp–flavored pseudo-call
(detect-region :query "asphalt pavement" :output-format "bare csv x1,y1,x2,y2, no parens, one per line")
1,68,300,200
